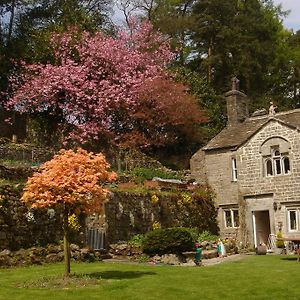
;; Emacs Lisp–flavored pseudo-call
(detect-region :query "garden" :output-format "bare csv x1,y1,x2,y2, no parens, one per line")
0,254,299,300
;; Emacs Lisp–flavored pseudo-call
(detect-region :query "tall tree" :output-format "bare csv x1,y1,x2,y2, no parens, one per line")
0,0,113,98
118,0,196,64
6,21,173,146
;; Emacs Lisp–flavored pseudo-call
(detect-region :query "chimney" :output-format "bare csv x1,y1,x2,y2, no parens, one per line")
225,77,249,126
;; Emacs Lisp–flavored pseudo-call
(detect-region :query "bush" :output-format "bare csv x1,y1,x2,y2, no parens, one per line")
131,167,180,183
142,227,194,255
197,230,219,243
128,234,146,247
276,232,285,248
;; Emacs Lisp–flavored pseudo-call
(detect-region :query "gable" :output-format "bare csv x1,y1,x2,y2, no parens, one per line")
203,109,300,152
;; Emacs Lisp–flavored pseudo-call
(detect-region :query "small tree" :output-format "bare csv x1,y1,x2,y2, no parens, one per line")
21,148,116,277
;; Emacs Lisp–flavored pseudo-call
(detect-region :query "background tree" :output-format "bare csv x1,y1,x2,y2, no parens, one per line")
0,0,113,98
118,77,207,165
118,0,196,64
6,21,182,148
21,148,116,276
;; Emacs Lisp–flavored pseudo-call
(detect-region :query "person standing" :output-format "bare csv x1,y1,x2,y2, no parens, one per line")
194,242,203,266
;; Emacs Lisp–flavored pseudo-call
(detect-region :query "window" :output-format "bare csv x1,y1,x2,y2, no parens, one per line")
224,209,239,228
288,209,299,231
232,158,237,181
288,210,298,231
264,147,290,177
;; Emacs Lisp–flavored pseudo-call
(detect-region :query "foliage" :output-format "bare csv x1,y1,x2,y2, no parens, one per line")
128,234,146,247
21,148,116,276
121,77,207,148
169,186,218,234
276,231,285,248
150,194,159,204
0,1,113,94
68,214,81,232
172,66,226,141
186,227,199,242
142,227,194,255
151,221,161,230
197,230,219,243
7,21,175,147
130,167,181,183
22,148,116,214
138,254,150,263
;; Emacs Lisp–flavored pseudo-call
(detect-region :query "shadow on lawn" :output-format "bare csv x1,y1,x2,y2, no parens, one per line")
86,271,157,280
280,256,298,261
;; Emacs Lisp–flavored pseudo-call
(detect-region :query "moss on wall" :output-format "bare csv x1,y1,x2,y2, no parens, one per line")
105,187,218,244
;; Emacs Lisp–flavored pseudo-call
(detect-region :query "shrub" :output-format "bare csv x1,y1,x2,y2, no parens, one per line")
131,167,180,183
142,227,194,255
198,230,219,243
128,234,146,247
276,232,285,248
186,227,199,242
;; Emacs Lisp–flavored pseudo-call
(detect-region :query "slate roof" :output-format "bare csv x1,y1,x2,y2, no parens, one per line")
203,109,300,151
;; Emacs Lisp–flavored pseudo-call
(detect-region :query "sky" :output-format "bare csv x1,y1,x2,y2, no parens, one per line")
273,0,300,31
113,1,299,31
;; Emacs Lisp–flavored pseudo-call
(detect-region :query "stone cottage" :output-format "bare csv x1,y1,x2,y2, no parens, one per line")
191,78,300,248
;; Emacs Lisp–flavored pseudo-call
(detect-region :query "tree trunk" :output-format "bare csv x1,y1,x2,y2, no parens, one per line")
8,0,16,44
63,206,71,277
208,39,213,84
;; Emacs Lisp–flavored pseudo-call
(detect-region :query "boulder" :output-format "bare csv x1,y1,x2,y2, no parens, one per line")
161,254,184,265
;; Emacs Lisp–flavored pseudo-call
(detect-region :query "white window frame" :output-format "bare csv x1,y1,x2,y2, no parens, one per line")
288,209,299,232
224,208,239,228
231,158,237,182
264,147,290,177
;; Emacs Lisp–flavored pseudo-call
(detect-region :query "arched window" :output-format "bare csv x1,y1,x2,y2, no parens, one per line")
264,146,291,177
283,156,290,174
265,159,273,176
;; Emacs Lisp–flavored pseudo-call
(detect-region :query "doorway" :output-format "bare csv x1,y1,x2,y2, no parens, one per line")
252,210,271,248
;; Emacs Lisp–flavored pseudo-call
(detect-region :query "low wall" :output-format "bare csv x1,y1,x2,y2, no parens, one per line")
0,185,218,251
0,186,64,250
105,189,218,244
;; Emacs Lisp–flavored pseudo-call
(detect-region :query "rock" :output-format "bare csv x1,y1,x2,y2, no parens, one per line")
161,254,183,265
151,255,162,263
45,253,59,263
202,249,218,259
129,246,142,255
0,249,11,256
70,244,80,251
0,256,10,266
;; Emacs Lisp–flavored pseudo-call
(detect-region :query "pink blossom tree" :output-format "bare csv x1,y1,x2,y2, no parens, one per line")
7,21,206,148
7,21,173,145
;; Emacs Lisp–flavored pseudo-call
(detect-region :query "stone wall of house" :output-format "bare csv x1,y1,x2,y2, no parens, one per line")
194,149,239,239
190,149,207,184
193,119,300,246
236,119,300,243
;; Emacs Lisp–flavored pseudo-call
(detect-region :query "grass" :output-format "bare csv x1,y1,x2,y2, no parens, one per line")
0,255,299,300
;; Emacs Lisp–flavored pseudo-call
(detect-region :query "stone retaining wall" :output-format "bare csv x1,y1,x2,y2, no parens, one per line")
0,186,64,250
105,189,218,244
0,185,218,251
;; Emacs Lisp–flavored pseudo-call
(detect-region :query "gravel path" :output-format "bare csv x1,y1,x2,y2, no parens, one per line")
202,253,248,266
103,253,250,267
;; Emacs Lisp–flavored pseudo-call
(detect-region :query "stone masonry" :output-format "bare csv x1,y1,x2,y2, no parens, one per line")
191,80,300,248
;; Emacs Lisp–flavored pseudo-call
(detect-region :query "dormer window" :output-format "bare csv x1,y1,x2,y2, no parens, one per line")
264,146,290,177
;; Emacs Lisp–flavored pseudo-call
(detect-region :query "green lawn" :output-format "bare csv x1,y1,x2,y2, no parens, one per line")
0,255,299,300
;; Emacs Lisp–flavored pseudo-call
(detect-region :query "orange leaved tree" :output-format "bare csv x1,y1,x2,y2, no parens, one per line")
21,148,116,276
